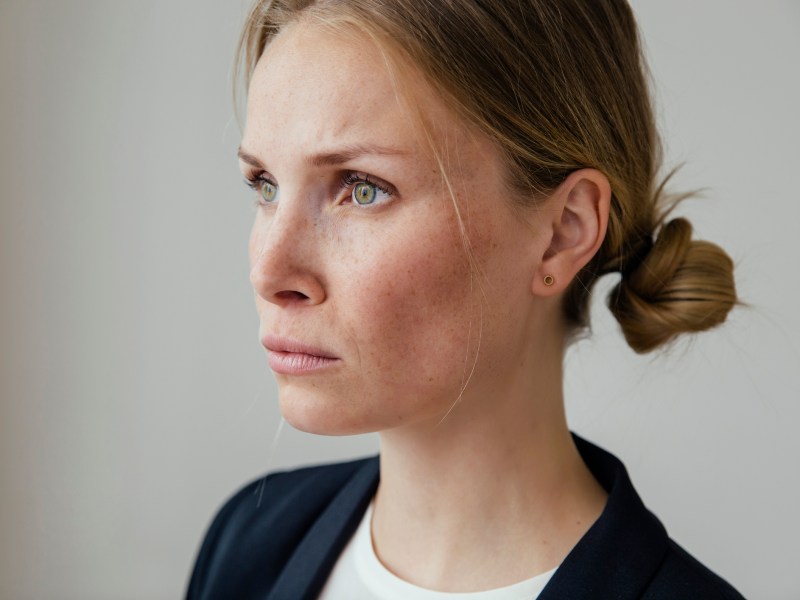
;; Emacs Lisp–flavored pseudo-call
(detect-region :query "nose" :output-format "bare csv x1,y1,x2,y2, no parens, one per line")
249,201,326,308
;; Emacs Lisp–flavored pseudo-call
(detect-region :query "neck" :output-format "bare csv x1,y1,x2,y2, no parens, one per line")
371,338,607,592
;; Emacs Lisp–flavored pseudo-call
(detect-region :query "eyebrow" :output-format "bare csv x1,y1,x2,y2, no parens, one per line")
237,143,408,170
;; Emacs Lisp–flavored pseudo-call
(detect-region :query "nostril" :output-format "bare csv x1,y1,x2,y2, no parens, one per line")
275,290,310,302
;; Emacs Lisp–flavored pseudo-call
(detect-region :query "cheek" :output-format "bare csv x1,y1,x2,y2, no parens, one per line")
247,217,264,269
247,220,267,314
336,215,477,388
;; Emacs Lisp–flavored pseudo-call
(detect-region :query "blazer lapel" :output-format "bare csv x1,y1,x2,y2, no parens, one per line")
267,457,379,600
538,436,670,599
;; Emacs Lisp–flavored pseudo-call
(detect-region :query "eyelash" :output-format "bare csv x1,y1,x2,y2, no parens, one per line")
339,171,394,200
243,170,395,208
243,173,277,208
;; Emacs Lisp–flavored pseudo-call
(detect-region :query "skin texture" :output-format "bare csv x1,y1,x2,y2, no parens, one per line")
242,20,611,593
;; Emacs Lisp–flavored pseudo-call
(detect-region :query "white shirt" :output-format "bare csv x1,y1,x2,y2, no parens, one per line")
319,502,557,600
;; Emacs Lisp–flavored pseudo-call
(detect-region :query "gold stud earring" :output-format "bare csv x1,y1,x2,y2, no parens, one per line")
543,275,555,286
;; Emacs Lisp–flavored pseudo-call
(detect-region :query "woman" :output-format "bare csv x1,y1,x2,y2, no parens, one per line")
188,1,743,598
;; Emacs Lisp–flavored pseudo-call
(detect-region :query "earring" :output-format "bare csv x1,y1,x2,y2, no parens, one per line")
543,275,555,286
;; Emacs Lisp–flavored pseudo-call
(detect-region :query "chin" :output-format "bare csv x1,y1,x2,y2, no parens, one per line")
277,387,378,437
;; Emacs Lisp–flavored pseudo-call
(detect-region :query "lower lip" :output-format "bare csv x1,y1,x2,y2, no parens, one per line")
267,351,340,375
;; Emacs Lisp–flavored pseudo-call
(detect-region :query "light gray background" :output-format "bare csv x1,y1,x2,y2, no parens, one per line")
1,1,798,599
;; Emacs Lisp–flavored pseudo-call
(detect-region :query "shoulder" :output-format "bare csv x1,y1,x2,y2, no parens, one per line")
186,456,377,600
642,539,746,600
547,435,746,600
235,456,377,513
200,456,375,554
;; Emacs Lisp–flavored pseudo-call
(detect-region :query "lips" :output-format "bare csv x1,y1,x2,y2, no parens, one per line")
262,334,340,375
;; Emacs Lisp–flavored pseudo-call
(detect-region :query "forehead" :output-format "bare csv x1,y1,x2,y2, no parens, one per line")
242,20,466,161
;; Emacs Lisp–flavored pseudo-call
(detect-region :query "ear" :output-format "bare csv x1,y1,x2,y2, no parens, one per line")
532,168,610,297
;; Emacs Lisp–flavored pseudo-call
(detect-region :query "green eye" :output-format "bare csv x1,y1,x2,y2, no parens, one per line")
352,182,378,205
259,180,278,203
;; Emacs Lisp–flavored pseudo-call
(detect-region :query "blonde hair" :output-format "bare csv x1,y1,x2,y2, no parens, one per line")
236,0,737,353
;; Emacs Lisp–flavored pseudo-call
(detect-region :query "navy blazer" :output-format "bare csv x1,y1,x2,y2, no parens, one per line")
187,436,745,599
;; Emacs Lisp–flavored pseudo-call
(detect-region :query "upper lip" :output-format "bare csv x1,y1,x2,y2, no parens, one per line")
262,334,338,359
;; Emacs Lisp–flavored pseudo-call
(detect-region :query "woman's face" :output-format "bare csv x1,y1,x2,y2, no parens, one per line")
241,22,552,435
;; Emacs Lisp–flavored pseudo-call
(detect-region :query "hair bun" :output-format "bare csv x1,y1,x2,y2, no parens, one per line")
608,217,737,353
